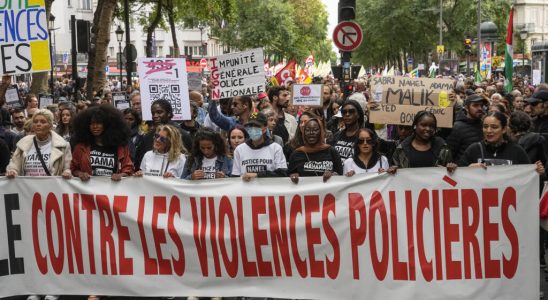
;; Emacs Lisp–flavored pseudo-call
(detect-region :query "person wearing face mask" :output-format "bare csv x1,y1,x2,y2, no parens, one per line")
232,112,287,181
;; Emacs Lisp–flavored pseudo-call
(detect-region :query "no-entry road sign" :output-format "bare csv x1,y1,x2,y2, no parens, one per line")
332,21,363,52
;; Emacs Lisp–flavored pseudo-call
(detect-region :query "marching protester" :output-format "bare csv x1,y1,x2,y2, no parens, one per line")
330,99,365,162
283,111,316,160
446,94,488,162
288,116,342,183
182,127,232,180
261,107,284,146
207,95,253,131
180,101,202,137
232,112,287,180
135,124,187,178
122,107,144,165
6,109,72,178
135,99,193,167
344,128,390,176
227,124,248,157
268,86,298,143
55,106,75,142
71,105,134,181
392,111,455,170
10,108,26,136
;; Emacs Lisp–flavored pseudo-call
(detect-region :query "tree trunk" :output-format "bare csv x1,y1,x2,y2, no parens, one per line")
146,0,163,58
86,0,116,100
30,0,54,95
166,0,179,57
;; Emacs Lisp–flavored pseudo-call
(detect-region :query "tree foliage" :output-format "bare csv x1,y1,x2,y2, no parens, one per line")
353,0,511,70
212,0,335,62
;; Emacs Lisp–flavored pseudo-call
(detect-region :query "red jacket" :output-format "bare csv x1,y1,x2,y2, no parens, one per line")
71,143,134,176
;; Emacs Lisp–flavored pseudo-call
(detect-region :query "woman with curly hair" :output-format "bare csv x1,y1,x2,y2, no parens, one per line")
134,124,187,178
182,128,232,180
71,104,134,181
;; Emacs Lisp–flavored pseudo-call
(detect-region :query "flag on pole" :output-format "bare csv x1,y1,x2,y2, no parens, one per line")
504,7,514,93
272,59,297,86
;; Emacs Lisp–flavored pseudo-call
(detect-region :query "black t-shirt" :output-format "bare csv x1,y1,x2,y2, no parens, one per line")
273,119,289,144
331,131,358,161
408,146,436,168
459,141,531,166
288,147,343,176
90,144,117,176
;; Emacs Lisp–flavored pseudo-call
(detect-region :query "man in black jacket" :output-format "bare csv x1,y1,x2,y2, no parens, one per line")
446,94,488,162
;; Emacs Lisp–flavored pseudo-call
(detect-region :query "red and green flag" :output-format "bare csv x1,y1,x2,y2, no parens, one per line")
504,7,514,93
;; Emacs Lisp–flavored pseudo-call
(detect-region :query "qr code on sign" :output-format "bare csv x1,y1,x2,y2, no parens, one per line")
149,84,182,115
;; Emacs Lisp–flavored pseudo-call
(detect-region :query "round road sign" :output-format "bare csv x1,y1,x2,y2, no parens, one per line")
332,21,363,52
200,58,208,68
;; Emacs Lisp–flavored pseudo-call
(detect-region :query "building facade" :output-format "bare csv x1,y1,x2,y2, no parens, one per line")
513,0,548,48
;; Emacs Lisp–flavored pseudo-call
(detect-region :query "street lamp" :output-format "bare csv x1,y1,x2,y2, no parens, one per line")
520,27,528,77
49,14,55,96
115,25,124,91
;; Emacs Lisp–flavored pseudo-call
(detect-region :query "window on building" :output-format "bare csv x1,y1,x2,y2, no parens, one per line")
81,0,91,10
158,46,163,57
68,0,72,7
184,46,193,57
109,47,114,58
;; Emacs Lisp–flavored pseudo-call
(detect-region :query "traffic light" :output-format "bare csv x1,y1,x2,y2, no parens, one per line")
338,0,356,22
464,37,472,54
76,20,90,53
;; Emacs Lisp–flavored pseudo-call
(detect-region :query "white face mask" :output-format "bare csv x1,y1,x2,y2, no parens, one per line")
247,127,263,141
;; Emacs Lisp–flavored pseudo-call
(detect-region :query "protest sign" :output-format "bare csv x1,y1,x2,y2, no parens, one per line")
369,103,454,128
187,72,203,91
0,0,51,75
5,86,22,108
0,166,538,299
113,92,130,110
369,76,455,127
138,58,190,121
291,84,322,106
209,48,265,99
38,94,53,108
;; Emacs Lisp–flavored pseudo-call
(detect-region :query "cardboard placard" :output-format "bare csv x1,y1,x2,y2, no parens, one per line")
0,0,52,75
369,103,454,128
138,57,190,121
291,84,323,107
5,86,22,108
113,92,130,110
371,76,454,107
209,48,266,99
38,95,53,108
187,72,203,91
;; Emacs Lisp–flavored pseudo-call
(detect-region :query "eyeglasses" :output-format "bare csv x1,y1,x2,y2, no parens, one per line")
154,133,167,144
341,108,357,115
358,138,376,145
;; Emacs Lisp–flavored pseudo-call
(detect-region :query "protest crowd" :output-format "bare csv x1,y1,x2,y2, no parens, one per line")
1,67,548,299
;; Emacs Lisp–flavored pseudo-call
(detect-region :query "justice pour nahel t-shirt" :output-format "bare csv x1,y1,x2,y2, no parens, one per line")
232,142,286,176
201,156,218,179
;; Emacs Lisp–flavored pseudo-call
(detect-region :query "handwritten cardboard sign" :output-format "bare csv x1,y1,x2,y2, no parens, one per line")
369,103,454,128
0,0,52,75
291,84,322,106
371,76,454,107
209,48,265,100
138,58,190,121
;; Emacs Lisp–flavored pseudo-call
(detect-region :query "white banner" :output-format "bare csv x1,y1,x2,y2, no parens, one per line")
209,48,266,100
0,166,539,299
138,58,191,121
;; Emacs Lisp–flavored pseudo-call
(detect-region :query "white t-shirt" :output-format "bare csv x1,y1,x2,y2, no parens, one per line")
140,151,186,178
343,155,389,175
24,140,51,176
232,142,286,176
201,156,218,179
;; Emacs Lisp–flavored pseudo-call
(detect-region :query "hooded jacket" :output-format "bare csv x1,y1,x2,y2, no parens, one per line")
446,110,483,162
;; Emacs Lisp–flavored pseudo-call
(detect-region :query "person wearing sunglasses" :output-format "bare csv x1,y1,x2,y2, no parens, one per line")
71,105,134,181
134,125,187,178
288,117,342,183
330,99,365,163
344,128,389,176
392,111,455,171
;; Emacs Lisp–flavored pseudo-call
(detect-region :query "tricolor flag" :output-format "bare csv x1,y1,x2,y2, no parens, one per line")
504,7,514,93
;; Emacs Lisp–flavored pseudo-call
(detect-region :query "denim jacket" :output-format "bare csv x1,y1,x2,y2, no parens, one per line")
181,154,233,179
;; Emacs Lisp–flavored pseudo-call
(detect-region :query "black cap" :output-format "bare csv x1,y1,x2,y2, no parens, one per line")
464,94,487,105
526,90,548,104
245,112,268,127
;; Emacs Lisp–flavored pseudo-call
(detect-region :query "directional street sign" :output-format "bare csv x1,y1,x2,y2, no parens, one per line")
332,21,363,52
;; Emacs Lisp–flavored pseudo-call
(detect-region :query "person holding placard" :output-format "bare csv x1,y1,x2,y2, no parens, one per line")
207,95,253,131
